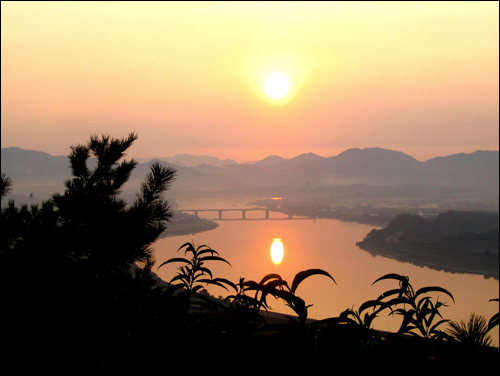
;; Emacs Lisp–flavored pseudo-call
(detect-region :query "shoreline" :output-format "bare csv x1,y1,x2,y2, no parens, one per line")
356,240,499,280
159,216,219,238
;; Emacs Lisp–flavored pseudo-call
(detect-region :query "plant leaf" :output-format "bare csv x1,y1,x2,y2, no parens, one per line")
290,269,336,294
199,255,232,267
358,299,383,314
376,288,404,301
157,257,191,269
414,286,455,303
211,277,238,292
259,273,283,285
372,273,408,286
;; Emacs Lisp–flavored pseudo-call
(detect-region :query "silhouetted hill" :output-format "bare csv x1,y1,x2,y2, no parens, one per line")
1,147,71,199
253,155,286,167
136,154,237,167
161,153,237,167
286,147,499,191
2,147,498,204
433,210,499,233
293,147,424,185
357,211,499,279
369,211,499,241
274,152,326,169
124,159,237,196
1,147,69,180
424,150,499,188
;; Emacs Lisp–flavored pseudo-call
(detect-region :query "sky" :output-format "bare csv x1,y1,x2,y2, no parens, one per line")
1,1,499,163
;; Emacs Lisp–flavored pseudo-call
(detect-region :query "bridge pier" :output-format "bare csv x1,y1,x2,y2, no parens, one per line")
265,210,269,219
242,210,246,219
218,210,222,220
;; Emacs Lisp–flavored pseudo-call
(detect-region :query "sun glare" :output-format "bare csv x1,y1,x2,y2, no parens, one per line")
264,73,290,99
270,238,284,265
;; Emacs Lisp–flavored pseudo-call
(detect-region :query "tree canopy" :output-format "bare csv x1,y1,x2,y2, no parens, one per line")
1,133,177,364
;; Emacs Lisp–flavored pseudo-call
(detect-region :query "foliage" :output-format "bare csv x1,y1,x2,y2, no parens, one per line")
158,241,236,301
1,133,178,364
1,173,13,198
488,298,499,332
242,269,336,325
446,313,493,346
50,132,177,268
366,273,454,339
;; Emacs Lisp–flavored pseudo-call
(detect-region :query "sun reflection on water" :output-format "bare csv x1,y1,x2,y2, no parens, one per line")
271,238,284,265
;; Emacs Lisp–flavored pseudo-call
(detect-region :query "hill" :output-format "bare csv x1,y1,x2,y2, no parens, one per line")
357,211,499,279
2,147,498,207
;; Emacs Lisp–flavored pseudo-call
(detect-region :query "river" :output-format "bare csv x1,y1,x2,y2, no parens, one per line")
153,200,499,346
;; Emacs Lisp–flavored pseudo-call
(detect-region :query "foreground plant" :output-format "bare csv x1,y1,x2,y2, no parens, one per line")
158,242,236,300
488,298,499,332
243,269,337,325
364,273,454,339
446,313,493,346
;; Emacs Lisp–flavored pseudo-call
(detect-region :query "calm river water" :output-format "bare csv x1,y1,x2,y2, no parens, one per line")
153,201,499,346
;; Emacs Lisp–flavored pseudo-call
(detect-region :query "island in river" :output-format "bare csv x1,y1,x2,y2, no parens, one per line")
356,211,499,280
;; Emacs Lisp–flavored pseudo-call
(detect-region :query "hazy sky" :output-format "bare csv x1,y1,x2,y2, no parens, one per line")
2,1,499,162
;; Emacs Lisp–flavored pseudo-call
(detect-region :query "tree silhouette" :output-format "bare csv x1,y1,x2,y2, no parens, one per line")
1,133,177,364
1,173,13,198
50,132,176,269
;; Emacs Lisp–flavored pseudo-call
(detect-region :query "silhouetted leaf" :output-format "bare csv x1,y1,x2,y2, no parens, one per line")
429,319,449,333
197,266,213,279
211,277,237,292
290,269,336,294
415,286,455,303
157,257,191,269
199,255,232,267
259,273,283,285
376,288,403,301
177,242,194,252
372,273,408,285
358,299,383,314
170,274,188,285
198,278,231,292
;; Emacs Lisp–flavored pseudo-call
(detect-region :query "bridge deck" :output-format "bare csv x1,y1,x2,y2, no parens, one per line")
176,208,310,220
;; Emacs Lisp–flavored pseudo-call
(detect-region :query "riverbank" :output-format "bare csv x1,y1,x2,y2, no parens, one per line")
159,211,219,238
355,211,499,280
356,240,499,280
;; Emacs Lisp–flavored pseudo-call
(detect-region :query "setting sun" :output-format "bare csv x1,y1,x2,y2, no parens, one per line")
264,73,290,99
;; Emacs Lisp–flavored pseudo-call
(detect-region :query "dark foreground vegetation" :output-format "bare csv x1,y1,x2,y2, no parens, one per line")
1,134,498,372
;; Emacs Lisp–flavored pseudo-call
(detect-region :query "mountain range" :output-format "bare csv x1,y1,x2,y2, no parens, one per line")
1,146,498,204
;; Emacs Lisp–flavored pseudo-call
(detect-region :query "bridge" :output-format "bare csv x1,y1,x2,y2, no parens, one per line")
177,208,308,220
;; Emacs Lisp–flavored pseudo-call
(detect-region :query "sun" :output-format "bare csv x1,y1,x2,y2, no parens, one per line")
264,73,290,99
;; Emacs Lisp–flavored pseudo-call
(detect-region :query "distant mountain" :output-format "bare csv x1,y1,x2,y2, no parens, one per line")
253,155,286,167
252,153,325,169
2,146,498,203
155,154,237,167
294,147,423,184
1,147,69,179
291,147,499,188
423,150,499,187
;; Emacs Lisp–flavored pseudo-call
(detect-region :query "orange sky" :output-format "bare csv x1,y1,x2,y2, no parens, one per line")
1,1,498,162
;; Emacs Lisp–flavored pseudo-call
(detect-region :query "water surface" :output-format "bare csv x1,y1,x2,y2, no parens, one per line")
154,209,499,346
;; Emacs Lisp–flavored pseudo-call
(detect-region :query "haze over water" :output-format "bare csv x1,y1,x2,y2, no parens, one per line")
154,200,499,347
